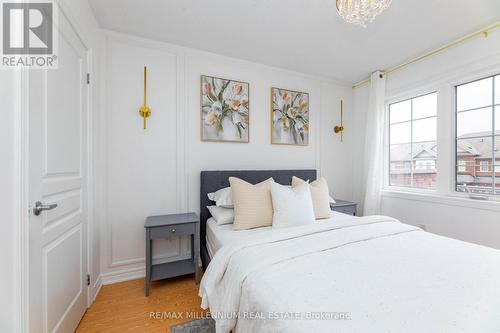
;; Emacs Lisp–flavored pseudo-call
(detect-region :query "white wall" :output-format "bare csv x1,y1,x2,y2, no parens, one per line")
352,31,500,249
100,31,354,283
381,192,500,249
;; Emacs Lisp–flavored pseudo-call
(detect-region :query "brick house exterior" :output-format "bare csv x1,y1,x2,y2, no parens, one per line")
456,132,500,194
390,142,438,189
390,132,499,193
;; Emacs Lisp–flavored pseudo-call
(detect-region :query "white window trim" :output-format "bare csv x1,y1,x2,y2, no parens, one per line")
382,189,500,212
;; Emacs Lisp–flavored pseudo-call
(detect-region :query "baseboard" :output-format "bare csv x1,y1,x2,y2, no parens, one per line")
101,266,145,285
90,275,102,304
100,254,202,286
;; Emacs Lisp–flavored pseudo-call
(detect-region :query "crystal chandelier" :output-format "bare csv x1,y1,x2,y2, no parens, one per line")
336,0,392,27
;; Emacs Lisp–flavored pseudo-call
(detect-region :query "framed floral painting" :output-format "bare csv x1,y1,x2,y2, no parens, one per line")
271,87,309,145
200,75,249,142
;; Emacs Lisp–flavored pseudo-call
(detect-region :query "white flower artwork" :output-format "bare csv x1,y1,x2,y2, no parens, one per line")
201,75,249,142
271,87,309,145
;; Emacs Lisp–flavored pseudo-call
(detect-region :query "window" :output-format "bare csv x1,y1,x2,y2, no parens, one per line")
457,160,466,172
455,74,500,195
479,160,490,172
415,159,435,170
389,92,437,189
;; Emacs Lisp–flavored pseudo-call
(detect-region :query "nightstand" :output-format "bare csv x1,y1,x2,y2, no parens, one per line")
330,199,357,216
144,213,200,296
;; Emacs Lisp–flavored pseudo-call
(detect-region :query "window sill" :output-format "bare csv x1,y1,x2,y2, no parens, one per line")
382,189,500,212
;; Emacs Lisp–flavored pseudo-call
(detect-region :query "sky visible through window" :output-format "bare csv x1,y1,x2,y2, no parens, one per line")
456,77,498,137
390,94,437,144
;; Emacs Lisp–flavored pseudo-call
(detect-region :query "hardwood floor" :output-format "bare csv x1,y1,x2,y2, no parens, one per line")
76,275,207,332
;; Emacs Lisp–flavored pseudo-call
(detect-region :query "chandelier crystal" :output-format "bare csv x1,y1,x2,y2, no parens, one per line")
336,0,392,27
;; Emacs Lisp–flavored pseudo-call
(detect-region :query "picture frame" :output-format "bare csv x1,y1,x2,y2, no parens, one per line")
270,87,309,145
200,75,249,143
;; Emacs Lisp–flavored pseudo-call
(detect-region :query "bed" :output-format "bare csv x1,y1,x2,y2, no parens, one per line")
199,170,500,333
205,211,355,258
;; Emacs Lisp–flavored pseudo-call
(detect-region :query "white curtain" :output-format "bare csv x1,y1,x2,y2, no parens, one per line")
362,71,386,215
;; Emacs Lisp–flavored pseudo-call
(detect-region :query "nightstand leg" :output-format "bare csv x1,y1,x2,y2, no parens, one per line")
145,229,151,296
194,225,200,283
191,234,194,260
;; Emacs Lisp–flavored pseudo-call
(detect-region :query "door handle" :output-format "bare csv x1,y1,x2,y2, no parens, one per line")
33,201,58,216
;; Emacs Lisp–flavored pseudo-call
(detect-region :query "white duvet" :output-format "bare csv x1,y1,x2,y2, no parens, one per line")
199,215,500,333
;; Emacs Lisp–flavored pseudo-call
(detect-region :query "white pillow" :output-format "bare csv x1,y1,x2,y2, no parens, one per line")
207,205,234,225
207,184,335,208
271,182,315,229
207,187,233,208
292,177,333,219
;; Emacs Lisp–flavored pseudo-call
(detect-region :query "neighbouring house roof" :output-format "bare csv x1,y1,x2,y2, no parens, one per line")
456,140,482,156
391,132,500,161
457,131,500,159
390,142,437,161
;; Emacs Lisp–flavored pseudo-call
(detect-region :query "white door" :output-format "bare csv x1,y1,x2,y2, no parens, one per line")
28,7,89,333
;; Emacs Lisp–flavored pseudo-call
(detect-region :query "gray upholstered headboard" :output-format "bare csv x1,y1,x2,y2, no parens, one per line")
199,169,317,268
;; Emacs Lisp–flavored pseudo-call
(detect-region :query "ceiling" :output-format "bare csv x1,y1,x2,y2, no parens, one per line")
89,0,500,84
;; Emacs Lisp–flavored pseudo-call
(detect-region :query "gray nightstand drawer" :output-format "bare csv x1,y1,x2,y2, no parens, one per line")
149,223,195,239
332,205,356,216
330,199,357,216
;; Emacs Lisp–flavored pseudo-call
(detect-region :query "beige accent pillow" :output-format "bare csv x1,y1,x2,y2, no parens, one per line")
292,176,332,219
229,177,274,230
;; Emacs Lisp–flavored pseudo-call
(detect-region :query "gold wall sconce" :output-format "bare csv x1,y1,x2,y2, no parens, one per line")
334,99,344,142
139,66,151,129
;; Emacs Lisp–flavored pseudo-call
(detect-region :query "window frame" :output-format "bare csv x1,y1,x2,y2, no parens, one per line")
387,91,438,191
383,65,500,205
454,73,500,196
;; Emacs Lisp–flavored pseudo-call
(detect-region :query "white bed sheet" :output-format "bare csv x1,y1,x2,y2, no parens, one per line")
200,215,500,333
205,211,356,258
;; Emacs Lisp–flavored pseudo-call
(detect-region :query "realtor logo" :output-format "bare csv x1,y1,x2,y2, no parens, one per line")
1,0,58,68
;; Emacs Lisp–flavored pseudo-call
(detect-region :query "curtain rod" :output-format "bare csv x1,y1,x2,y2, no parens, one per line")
352,21,500,89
